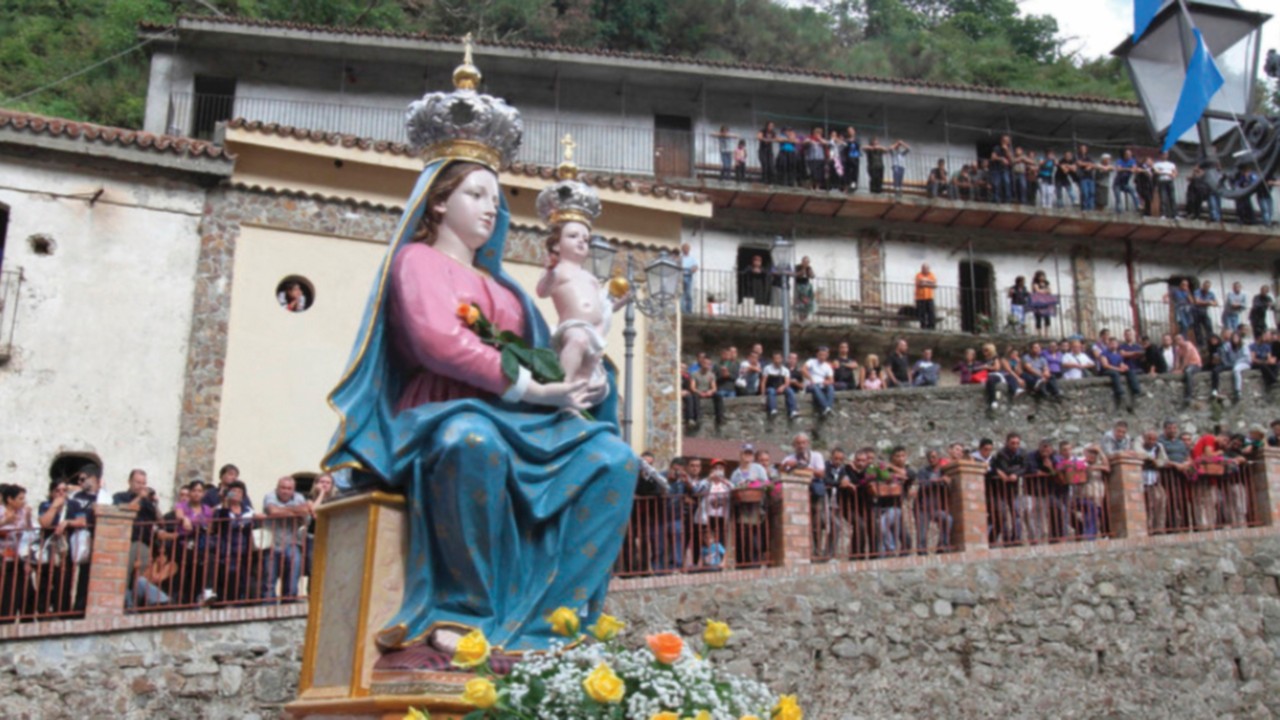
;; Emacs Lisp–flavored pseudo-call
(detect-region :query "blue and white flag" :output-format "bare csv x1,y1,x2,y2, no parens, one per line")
1163,28,1224,152
1133,0,1162,42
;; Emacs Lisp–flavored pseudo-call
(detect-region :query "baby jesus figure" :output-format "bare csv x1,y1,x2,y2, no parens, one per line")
536,220,629,388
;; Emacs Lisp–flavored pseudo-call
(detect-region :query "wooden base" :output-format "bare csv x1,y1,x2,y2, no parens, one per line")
285,693,472,720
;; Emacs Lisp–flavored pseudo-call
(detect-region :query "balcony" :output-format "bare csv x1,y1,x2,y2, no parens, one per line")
0,268,22,362
166,92,1277,249
688,268,1177,340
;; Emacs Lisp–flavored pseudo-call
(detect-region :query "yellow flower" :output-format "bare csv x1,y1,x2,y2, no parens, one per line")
549,606,581,637
650,713,679,720
456,302,480,326
704,619,732,649
741,716,761,720
461,677,498,709
773,695,803,720
450,629,490,669
582,662,625,704
589,614,625,642
403,709,430,720
692,712,712,720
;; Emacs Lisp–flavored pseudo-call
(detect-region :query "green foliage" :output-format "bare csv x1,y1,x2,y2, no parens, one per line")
1,0,1135,130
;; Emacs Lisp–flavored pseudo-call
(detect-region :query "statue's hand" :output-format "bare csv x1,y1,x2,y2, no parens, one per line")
583,375,609,406
526,379,591,411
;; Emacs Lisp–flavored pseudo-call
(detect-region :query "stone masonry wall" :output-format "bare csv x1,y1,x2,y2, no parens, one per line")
3,532,1280,718
686,368,1280,458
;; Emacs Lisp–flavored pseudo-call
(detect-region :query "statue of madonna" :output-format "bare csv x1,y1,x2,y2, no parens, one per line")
322,46,636,656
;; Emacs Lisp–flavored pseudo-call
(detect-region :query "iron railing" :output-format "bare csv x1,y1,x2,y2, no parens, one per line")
167,91,1202,208
986,470,1113,548
1145,462,1262,535
811,478,958,561
0,268,22,361
613,489,777,576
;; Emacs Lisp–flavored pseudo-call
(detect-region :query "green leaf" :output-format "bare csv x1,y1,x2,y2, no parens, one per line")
462,711,486,720
495,330,528,349
501,348,521,385
527,348,565,383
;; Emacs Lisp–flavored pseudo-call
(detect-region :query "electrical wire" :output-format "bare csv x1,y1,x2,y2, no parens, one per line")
3,33,172,104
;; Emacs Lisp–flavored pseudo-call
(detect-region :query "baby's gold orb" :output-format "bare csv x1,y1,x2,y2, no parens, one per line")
608,276,631,298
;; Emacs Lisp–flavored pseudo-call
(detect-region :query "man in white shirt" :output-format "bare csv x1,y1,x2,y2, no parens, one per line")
1160,334,1176,374
263,476,312,601
680,243,698,314
803,346,837,416
780,433,826,475
1061,339,1095,380
737,350,763,395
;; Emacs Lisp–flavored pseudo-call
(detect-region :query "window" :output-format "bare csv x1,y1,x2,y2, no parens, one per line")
48,452,103,485
276,275,315,313
192,76,237,140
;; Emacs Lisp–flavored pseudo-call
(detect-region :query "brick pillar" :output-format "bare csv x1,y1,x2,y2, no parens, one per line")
85,506,132,618
774,475,812,568
1253,447,1280,526
944,460,988,552
1106,452,1148,539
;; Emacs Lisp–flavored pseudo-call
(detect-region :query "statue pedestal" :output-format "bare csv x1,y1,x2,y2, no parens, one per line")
285,492,473,720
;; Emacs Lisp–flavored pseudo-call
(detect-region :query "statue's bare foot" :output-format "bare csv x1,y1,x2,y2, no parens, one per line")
429,628,465,656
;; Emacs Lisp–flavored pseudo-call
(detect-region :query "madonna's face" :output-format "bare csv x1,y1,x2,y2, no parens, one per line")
435,169,501,251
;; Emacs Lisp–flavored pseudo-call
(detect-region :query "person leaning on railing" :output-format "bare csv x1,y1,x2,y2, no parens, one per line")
0,483,35,622
263,476,312,603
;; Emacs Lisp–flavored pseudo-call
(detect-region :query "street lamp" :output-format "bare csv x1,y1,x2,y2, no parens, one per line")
588,235,678,446
1113,0,1276,195
771,235,795,360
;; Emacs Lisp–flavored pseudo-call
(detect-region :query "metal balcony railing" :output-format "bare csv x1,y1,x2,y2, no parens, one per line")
0,268,23,361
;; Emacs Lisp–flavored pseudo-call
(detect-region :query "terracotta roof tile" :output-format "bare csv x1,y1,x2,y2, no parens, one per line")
142,16,1138,110
0,108,232,161
228,118,709,204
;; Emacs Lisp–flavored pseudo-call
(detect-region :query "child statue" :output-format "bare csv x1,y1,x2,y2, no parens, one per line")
535,135,629,388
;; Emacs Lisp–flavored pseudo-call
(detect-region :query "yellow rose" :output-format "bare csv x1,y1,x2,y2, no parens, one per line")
650,713,680,720
548,606,581,637
692,712,712,720
461,677,498,709
741,716,761,720
450,629,490,669
589,614,625,642
403,709,429,720
773,695,803,720
582,662,625,704
704,619,732,649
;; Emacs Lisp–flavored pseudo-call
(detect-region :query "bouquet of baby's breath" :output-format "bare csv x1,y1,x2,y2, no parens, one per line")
406,609,802,720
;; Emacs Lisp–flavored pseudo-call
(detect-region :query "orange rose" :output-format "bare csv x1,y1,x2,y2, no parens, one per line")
646,632,684,664
456,303,480,326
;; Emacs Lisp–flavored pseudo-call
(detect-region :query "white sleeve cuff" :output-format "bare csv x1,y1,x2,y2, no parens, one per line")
501,366,532,404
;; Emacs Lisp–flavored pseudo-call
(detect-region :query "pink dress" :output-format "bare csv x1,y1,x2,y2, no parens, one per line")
389,243,527,412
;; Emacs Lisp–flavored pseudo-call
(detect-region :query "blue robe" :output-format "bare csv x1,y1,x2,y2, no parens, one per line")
322,159,637,652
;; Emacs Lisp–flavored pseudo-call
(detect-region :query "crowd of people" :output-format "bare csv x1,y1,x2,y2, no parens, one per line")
684,298,1280,428
624,418,1280,575
724,125,1279,225
0,463,334,622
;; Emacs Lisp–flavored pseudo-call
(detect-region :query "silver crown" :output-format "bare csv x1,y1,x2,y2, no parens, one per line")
536,134,602,228
405,34,522,170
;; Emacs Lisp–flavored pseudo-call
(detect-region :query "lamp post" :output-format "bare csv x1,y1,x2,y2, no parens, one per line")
1112,0,1276,197
588,236,679,446
771,235,795,360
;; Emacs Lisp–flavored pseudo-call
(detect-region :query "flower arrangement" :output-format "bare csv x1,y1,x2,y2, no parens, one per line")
457,303,564,385
405,612,800,720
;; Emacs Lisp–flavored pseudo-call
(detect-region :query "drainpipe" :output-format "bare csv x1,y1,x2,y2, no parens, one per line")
1125,238,1140,335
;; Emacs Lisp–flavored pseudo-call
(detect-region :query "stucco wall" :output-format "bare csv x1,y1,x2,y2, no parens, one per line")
0,157,206,504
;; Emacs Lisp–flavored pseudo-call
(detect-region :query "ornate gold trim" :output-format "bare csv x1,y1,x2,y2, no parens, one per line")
423,140,501,172
550,209,593,228
349,499,384,697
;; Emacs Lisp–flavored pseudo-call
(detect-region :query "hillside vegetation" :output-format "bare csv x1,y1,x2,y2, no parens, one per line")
0,0,1133,129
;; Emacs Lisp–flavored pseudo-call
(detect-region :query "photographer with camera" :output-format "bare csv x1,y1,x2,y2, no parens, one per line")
112,469,160,597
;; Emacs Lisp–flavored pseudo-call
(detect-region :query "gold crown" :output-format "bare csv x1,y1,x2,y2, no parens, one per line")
536,134,602,228
406,33,523,170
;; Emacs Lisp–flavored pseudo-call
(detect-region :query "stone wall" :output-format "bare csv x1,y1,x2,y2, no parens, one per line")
0,617,305,720
608,532,1280,719
685,367,1279,457
4,532,1280,718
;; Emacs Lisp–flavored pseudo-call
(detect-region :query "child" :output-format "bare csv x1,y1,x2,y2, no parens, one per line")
700,530,726,569
733,139,747,183
536,221,628,386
